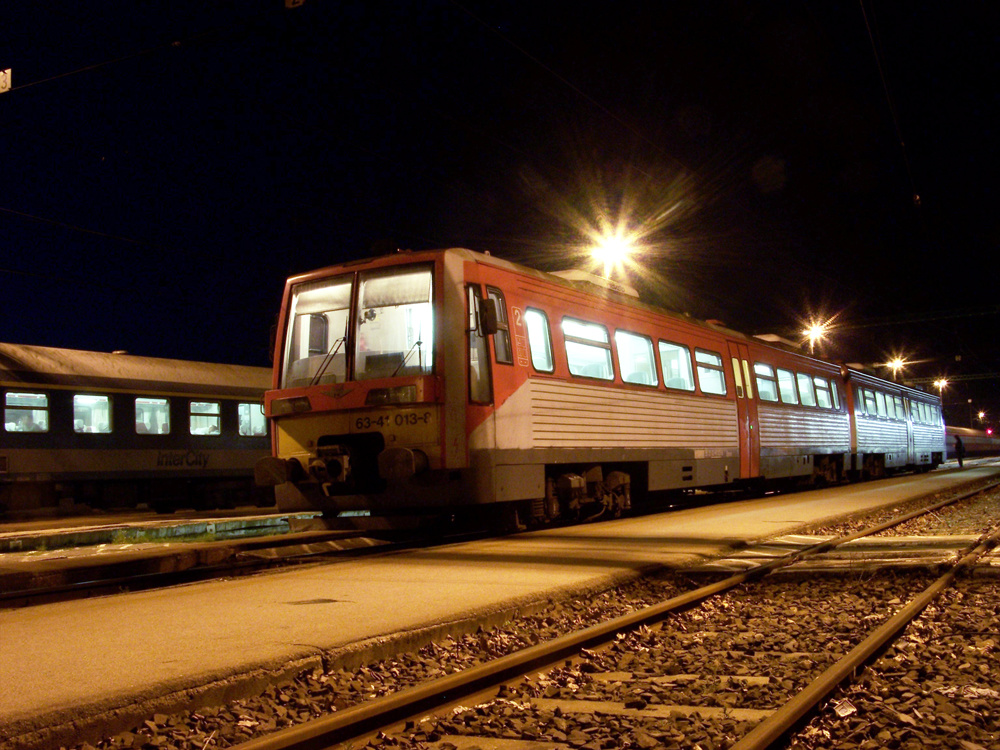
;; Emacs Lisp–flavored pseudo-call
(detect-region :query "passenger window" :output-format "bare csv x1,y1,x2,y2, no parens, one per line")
486,287,513,365
831,384,840,410
136,397,170,435
776,369,798,404
524,308,554,373
814,378,833,409
695,350,727,395
894,396,905,421
616,330,657,386
797,374,816,407
754,363,779,402
562,317,613,380
74,394,112,433
658,341,695,391
4,392,49,432
238,403,268,436
190,401,221,435
875,392,887,417
863,389,877,415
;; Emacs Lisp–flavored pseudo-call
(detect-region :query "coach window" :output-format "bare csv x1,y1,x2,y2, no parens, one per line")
486,287,513,365
562,317,613,380
616,330,657,386
754,363,779,402
875,391,888,418
797,374,817,407
893,396,905,421
658,341,695,391
695,350,726,395
776,368,798,404
74,395,112,433
467,285,492,403
4,392,49,432
190,401,221,435
136,397,170,435
524,308,554,373
885,397,899,420
239,403,267,436
814,377,834,409
863,389,877,415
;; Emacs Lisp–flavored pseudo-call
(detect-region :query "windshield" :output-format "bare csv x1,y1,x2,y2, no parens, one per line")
355,265,434,380
279,265,434,388
282,275,352,388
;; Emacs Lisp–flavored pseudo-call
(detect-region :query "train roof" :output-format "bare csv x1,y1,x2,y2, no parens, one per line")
290,248,941,403
0,343,271,397
301,247,769,342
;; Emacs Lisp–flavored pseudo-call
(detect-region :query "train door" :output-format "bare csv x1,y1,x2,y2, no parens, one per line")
904,397,917,465
727,342,760,479
466,282,496,441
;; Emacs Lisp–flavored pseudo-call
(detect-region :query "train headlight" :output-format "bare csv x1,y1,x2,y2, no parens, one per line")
365,385,417,406
271,396,312,416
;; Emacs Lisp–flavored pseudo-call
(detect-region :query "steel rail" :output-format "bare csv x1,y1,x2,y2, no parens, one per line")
231,480,1000,750
731,524,1000,750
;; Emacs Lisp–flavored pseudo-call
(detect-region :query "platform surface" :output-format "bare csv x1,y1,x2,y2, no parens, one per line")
1,465,995,745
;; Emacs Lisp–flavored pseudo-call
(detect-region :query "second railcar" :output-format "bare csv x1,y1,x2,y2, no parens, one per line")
1,343,273,516
257,248,945,524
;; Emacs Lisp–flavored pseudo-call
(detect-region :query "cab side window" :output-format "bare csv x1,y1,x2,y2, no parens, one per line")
486,287,513,365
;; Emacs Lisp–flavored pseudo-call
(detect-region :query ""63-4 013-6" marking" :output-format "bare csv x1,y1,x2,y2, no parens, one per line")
354,411,432,431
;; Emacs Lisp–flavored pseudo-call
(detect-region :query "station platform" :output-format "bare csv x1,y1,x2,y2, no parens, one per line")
1,465,997,750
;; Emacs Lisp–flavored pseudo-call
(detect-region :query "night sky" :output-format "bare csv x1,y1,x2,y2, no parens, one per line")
2,1,997,427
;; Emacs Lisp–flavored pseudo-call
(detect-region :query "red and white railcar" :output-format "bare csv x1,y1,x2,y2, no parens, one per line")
257,248,945,522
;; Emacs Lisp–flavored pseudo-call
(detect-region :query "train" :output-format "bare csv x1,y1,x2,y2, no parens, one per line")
0,343,273,516
945,425,1000,459
255,248,948,526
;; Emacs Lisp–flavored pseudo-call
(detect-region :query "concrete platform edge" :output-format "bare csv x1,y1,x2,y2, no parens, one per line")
0,563,665,750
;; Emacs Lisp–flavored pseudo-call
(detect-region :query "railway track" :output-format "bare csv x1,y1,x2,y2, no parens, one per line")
218,482,1000,750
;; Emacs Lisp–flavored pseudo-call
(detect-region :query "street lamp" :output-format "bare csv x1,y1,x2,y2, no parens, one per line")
590,230,636,279
886,358,906,380
802,321,830,354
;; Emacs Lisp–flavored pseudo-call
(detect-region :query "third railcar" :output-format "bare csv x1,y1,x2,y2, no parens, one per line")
946,425,1000,459
256,248,946,523
1,343,272,516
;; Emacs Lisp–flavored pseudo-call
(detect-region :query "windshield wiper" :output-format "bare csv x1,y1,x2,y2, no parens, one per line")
310,336,347,386
392,339,423,377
